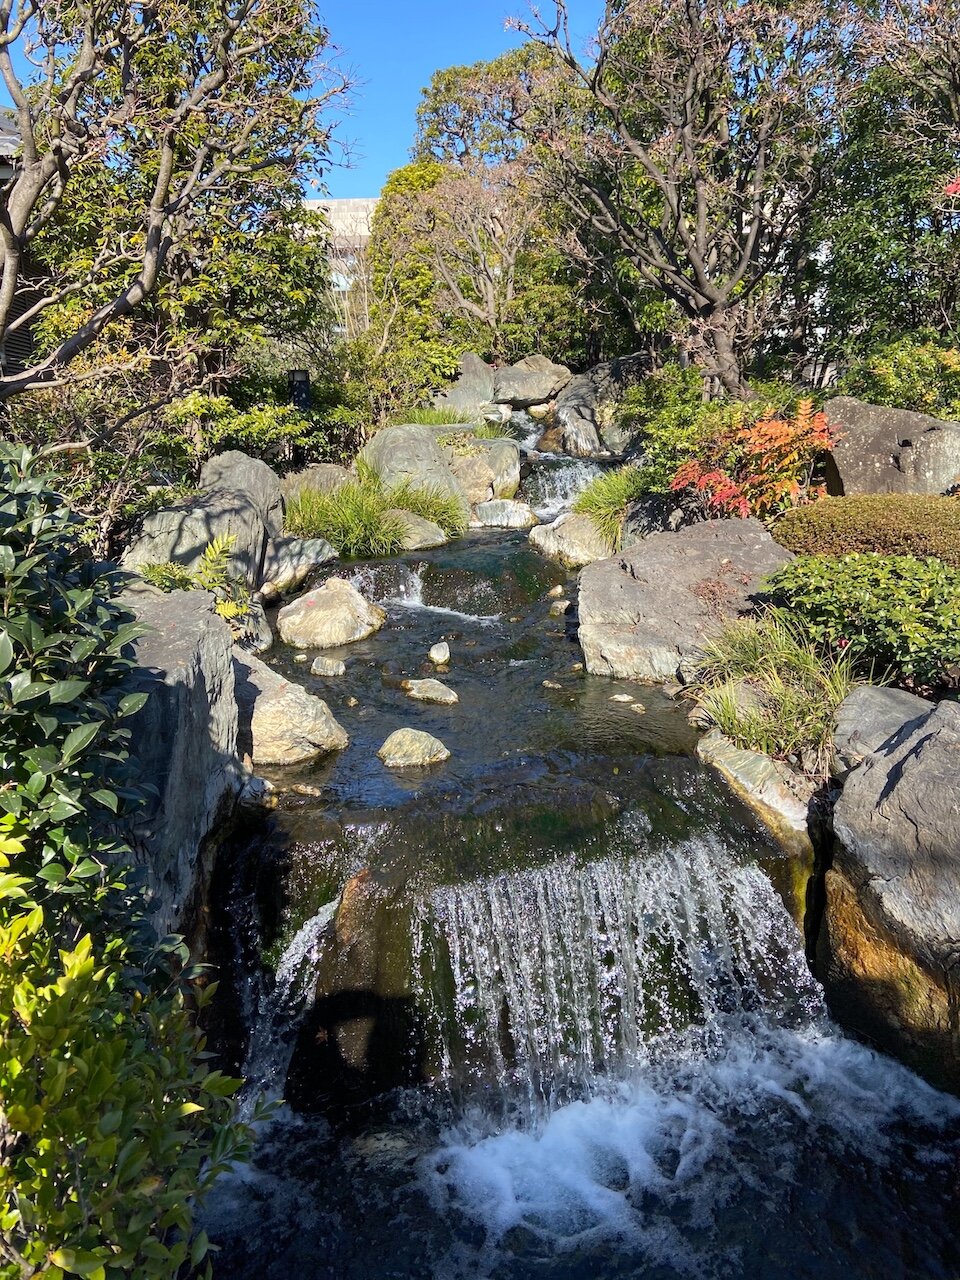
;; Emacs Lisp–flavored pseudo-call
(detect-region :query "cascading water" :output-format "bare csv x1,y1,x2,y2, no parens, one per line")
414,829,824,1113
523,456,606,519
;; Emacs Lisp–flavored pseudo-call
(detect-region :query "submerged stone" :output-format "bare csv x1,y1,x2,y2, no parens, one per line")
377,728,451,768
428,641,450,666
402,678,459,705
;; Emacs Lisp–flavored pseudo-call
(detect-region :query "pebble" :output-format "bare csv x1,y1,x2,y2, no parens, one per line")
610,693,634,703
631,703,647,714
429,641,450,666
542,679,563,690
549,600,571,618
570,662,584,672
345,696,359,708
294,652,309,663
547,584,565,598
402,678,459,705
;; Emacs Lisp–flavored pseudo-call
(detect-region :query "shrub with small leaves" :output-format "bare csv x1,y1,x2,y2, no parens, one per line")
839,336,960,420
773,493,960,567
766,552,960,690
0,445,257,1279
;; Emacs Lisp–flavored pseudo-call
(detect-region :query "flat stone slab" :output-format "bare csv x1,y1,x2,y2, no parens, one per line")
377,728,451,768
578,518,793,682
402,678,459,705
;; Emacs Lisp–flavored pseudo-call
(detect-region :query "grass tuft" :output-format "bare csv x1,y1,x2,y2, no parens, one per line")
573,464,649,550
691,610,859,778
391,405,477,426
285,469,467,557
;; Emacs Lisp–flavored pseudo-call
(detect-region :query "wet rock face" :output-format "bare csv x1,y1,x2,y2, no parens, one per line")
475,499,538,529
578,518,792,682
233,649,348,765
123,587,241,938
554,354,649,456
390,510,448,551
831,685,933,782
277,578,386,649
822,699,960,1091
824,396,960,496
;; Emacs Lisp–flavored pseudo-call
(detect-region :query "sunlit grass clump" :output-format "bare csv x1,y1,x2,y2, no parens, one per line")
285,469,467,558
691,610,859,778
391,405,474,426
573,464,649,550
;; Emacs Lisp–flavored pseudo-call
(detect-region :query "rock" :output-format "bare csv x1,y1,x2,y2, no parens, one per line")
123,587,241,938
611,693,634,703
549,598,571,617
259,535,337,602
294,652,309,663
234,649,348,765
832,685,933,781
199,450,283,538
390,509,448,550
359,424,469,514
578,519,793,682
401,678,459,705
621,495,690,548
377,728,451,767
280,462,350,500
824,396,960,495
529,512,610,567
697,728,814,842
428,641,450,666
493,355,571,409
475,499,539,529
235,596,274,655
434,352,496,415
824,700,960,1090
451,454,496,504
311,655,347,677
483,438,521,498
123,489,270,589
542,679,563,690
554,355,649,456
277,578,386,649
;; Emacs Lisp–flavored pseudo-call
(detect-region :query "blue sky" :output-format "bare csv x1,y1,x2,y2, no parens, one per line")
318,0,602,199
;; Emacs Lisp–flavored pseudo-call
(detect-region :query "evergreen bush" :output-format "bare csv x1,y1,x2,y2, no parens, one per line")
774,494,960,566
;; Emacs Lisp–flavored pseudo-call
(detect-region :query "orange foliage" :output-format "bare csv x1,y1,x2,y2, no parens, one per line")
670,399,836,519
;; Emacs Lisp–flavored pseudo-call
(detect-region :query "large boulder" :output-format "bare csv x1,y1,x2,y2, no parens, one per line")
621,494,690,548
123,587,241,938
199,450,283,537
484,437,521,499
233,650,348,765
277,577,386,649
824,396,960,496
450,454,496,505
259,535,337,602
578,519,793,682
359,424,469,514
529,512,610,567
433,352,496,416
493,355,572,409
832,685,933,781
555,354,649,456
823,699,960,1091
123,450,283,588
280,462,350,501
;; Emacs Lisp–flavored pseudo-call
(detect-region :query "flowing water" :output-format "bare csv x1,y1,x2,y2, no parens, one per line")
203,453,960,1278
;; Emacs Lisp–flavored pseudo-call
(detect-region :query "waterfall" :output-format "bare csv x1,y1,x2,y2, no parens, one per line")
524,457,606,519
414,830,825,1112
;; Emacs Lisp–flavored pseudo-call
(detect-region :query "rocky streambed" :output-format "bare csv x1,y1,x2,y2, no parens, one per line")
116,395,960,1279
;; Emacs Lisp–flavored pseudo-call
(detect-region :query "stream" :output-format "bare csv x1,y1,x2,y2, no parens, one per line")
202,442,960,1279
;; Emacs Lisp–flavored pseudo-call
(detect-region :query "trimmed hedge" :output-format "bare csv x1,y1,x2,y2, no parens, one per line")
774,494,960,567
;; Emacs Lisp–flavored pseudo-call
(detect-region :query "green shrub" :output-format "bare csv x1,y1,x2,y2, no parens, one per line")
692,611,858,777
573,464,649,550
0,446,256,1278
766,553,960,690
839,336,960,419
141,534,252,626
774,494,960,567
614,362,802,494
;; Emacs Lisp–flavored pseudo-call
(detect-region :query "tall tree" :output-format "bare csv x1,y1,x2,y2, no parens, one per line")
514,0,856,396
0,0,346,399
